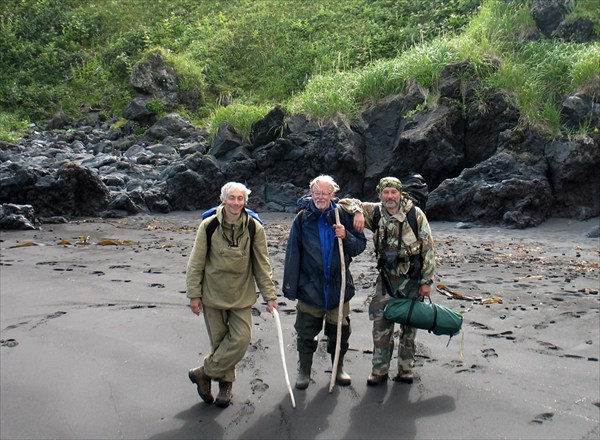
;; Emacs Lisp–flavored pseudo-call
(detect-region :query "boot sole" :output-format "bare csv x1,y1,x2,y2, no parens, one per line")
295,381,309,390
366,373,388,386
215,398,231,408
393,376,414,384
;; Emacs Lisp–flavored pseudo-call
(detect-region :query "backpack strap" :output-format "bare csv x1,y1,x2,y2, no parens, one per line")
205,216,256,256
373,205,418,241
372,206,382,257
204,216,219,255
248,217,256,252
372,205,381,229
299,209,307,225
406,206,418,239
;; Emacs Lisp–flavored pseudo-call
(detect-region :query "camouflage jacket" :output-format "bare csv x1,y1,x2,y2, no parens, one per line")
339,197,435,287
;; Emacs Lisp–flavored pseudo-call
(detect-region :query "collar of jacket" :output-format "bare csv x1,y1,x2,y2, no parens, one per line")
216,204,250,228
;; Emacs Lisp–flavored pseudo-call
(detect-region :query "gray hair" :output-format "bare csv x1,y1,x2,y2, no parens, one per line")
309,175,340,194
220,182,251,203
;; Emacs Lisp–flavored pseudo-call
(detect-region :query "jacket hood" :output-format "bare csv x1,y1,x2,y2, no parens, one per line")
296,195,337,215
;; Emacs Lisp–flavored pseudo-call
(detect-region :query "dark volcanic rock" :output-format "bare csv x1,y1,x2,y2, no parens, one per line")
1,58,597,229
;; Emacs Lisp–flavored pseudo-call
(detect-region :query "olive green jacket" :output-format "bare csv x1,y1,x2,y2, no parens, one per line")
186,206,277,309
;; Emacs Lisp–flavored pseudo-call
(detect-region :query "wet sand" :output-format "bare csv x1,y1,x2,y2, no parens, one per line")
1,212,598,439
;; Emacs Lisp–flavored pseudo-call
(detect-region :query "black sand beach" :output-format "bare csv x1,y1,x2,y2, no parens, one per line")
1,212,598,439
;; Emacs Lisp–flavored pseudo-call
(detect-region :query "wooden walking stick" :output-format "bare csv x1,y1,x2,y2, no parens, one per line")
273,308,296,408
329,207,347,393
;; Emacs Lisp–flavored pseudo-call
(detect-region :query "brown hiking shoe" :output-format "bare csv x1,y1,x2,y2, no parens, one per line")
394,370,414,384
215,381,233,408
188,367,214,404
366,372,388,386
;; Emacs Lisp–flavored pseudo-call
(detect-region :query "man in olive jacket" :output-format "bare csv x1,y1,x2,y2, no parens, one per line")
187,182,278,408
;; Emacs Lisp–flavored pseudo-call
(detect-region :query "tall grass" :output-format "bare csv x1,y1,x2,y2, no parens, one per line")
0,0,597,139
0,112,29,142
208,103,274,141
288,0,599,135
288,39,466,119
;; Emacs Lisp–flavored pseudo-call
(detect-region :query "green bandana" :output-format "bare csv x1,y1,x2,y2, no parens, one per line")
376,177,403,193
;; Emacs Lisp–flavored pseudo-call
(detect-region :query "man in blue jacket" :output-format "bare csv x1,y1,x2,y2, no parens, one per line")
283,175,366,389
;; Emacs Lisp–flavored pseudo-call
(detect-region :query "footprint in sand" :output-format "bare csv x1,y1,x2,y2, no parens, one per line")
481,348,498,359
455,364,482,374
1,339,19,347
250,378,269,394
36,261,59,266
442,359,464,369
529,412,553,425
31,311,66,329
469,321,491,330
486,330,516,340
228,400,256,425
537,341,559,350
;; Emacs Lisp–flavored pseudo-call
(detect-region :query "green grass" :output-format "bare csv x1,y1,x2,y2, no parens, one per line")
208,103,275,141
0,0,598,140
0,112,29,142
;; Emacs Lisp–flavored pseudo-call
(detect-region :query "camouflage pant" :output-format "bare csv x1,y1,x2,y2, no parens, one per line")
368,274,419,375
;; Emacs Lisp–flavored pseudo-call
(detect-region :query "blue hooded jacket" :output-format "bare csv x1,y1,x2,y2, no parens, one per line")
282,197,367,310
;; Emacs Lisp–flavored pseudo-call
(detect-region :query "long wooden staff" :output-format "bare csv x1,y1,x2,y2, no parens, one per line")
273,308,296,408
329,207,347,393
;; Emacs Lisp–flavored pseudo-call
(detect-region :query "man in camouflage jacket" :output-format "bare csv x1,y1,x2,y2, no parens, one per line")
340,176,435,385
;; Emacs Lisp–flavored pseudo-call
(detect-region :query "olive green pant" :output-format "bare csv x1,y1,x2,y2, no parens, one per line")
202,305,252,383
295,300,351,355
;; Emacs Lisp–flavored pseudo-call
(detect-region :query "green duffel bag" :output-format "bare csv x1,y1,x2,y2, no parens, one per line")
383,296,463,337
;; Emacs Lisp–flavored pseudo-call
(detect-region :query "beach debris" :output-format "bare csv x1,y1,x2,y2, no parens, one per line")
8,241,40,248
436,284,502,304
96,239,132,245
53,237,133,246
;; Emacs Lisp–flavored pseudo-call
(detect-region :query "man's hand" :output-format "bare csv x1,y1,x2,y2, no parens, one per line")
353,211,365,232
267,299,279,313
332,223,346,239
418,284,431,297
189,297,203,315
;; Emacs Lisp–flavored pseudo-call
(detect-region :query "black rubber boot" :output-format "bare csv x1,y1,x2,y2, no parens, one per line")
295,352,313,390
325,320,351,386
331,352,351,386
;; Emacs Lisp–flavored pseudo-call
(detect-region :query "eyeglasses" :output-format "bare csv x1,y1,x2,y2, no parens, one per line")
311,190,333,197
